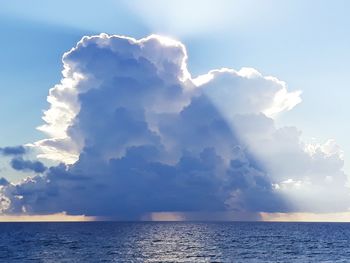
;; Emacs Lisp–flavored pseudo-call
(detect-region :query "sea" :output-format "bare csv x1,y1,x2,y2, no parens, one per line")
0,222,349,262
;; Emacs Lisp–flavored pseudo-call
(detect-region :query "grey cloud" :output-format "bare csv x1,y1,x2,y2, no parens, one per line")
10,157,47,174
0,178,9,186
0,146,26,156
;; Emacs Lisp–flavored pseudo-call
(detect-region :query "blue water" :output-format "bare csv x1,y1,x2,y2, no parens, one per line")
0,222,350,262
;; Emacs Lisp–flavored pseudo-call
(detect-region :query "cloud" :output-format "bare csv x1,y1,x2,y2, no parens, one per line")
10,157,47,174
0,178,9,186
238,119,349,212
0,34,348,219
0,146,26,156
193,68,301,119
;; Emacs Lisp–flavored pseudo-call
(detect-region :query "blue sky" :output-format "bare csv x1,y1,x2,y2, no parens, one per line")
0,0,350,220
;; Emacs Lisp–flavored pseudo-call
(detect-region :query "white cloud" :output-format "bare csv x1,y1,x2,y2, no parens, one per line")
194,67,301,119
0,34,348,219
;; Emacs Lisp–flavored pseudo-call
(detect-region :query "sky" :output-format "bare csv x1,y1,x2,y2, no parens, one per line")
0,0,350,221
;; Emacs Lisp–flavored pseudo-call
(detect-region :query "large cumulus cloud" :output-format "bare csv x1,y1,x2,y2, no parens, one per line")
0,34,348,219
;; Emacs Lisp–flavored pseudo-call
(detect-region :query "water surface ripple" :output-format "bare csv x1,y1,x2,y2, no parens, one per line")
0,222,349,262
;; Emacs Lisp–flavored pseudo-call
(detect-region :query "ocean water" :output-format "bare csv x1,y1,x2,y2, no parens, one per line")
0,222,350,262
